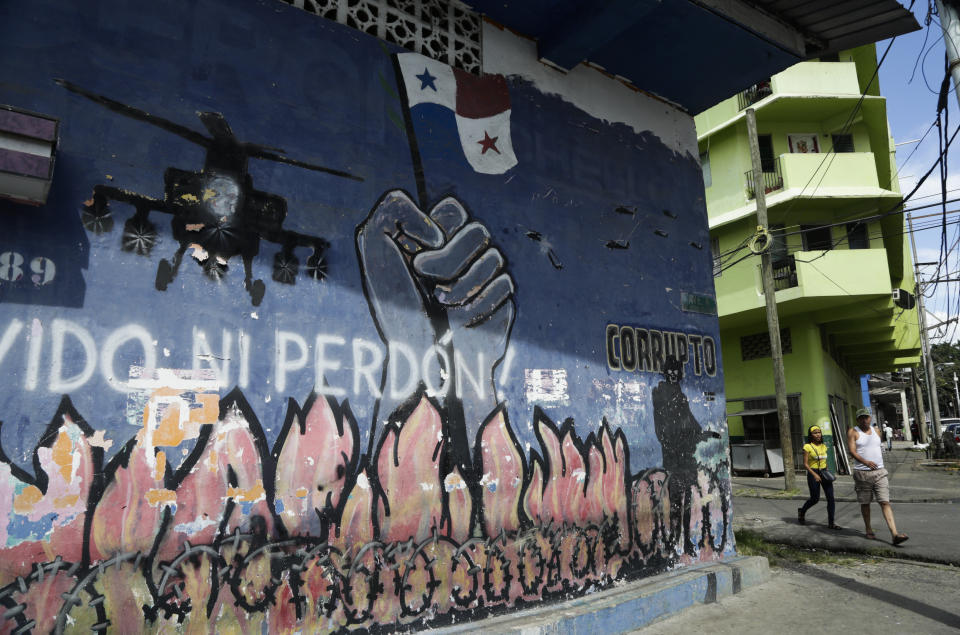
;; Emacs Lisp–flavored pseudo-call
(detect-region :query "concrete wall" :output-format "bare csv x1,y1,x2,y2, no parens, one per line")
0,0,732,632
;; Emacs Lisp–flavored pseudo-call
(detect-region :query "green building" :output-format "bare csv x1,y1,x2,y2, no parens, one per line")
694,45,922,473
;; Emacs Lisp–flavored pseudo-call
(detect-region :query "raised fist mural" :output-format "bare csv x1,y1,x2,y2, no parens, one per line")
356,190,515,457
0,4,731,632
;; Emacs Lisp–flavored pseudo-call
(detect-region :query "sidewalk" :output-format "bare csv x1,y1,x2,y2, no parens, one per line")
731,442,960,565
732,441,960,503
644,558,960,634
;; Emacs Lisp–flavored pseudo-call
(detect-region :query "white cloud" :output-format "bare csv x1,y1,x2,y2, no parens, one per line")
915,246,944,262
901,169,960,205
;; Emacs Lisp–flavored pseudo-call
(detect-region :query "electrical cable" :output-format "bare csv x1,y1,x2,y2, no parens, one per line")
909,3,935,84
720,119,960,274
712,4,921,270
771,35,904,224
892,117,939,185
768,194,960,241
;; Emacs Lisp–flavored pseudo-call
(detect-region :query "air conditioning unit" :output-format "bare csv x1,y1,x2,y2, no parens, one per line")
0,105,59,206
892,288,916,310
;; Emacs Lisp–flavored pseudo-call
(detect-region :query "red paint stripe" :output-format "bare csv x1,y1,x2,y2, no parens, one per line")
454,69,509,119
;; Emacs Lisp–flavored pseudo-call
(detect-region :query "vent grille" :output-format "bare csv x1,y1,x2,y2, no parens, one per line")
741,328,792,361
280,0,482,74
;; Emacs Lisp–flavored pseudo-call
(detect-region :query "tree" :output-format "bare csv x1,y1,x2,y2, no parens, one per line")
917,342,960,418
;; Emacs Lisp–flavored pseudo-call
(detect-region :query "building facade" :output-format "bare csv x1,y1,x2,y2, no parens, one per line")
696,46,922,474
0,0,919,630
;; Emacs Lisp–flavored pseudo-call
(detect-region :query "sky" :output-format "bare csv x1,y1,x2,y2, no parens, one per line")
879,1,960,344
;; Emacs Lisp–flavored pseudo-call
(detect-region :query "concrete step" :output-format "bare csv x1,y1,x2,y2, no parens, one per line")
427,556,770,634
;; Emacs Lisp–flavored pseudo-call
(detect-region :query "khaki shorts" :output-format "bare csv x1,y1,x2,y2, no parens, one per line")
852,468,890,504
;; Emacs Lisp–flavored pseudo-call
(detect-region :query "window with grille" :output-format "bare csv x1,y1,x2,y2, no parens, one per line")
846,222,869,249
832,134,855,153
280,0,482,74
769,224,787,266
740,328,792,361
801,225,833,251
744,395,801,423
758,134,775,172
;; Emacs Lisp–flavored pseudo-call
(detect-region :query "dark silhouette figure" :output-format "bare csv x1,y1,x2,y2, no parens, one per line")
652,355,718,554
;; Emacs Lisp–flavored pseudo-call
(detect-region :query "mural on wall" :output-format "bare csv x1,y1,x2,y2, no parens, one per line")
58,80,363,306
0,1,729,632
0,198,731,631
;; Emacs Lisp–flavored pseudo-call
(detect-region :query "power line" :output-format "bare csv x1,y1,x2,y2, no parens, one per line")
773,34,907,224
893,117,940,186
786,118,960,267
768,195,960,242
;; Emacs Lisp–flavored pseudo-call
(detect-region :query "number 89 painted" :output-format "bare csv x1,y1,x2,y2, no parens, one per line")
0,252,56,285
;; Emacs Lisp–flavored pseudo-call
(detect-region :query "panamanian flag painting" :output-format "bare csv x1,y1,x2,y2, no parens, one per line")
396,52,518,175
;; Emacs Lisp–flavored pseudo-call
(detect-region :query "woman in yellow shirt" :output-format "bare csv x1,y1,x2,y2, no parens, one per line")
797,425,841,529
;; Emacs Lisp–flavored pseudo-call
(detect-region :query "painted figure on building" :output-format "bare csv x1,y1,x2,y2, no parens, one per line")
652,355,722,553
0,2,730,632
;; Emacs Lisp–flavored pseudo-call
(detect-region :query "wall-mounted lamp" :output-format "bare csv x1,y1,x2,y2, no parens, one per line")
0,105,59,206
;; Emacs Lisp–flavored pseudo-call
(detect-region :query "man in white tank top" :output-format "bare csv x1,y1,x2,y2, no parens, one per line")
847,409,908,545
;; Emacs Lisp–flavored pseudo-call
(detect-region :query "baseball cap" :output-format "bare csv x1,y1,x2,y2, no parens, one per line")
855,408,871,419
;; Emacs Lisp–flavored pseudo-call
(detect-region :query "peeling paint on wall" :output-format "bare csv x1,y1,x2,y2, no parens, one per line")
524,368,570,404
0,0,728,631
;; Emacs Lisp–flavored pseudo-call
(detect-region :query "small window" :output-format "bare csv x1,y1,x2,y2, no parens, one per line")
820,52,841,62
700,151,712,188
741,328,792,361
801,225,833,251
758,134,776,172
770,224,788,265
846,222,869,249
832,134,855,153
711,236,721,277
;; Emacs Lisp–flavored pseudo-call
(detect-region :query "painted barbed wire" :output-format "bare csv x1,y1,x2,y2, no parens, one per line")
0,390,730,632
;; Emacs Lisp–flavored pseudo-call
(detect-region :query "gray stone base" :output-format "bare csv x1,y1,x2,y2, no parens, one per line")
428,556,770,634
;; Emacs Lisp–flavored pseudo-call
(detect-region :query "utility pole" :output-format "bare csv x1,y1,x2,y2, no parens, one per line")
911,369,928,443
936,0,960,109
900,389,912,441
908,213,944,448
954,372,960,417
746,108,795,491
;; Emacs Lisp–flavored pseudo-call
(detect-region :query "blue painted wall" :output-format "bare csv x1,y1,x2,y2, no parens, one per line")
0,0,732,630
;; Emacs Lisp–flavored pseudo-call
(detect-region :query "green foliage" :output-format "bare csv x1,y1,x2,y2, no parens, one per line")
916,341,960,418
734,529,875,567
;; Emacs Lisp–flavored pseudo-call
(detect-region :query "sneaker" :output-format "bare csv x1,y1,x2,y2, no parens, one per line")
797,507,805,525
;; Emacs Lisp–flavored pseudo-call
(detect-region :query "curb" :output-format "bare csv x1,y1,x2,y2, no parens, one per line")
426,556,770,634
733,526,960,568
733,492,958,504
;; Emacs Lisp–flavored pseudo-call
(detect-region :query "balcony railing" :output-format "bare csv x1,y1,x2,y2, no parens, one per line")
772,255,798,291
737,80,772,110
745,157,784,200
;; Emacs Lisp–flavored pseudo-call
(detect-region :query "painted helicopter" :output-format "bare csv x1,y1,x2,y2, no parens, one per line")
57,79,363,306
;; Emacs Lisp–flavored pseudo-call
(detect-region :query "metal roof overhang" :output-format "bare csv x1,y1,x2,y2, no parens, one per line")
751,0,923,56
461,0,920,113
727,408,778,417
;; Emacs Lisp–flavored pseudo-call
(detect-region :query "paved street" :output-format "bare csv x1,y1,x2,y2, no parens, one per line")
729,442,960,564
733,498,960,564
732,441,960,502
643,558,960,634
635,444,960,633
